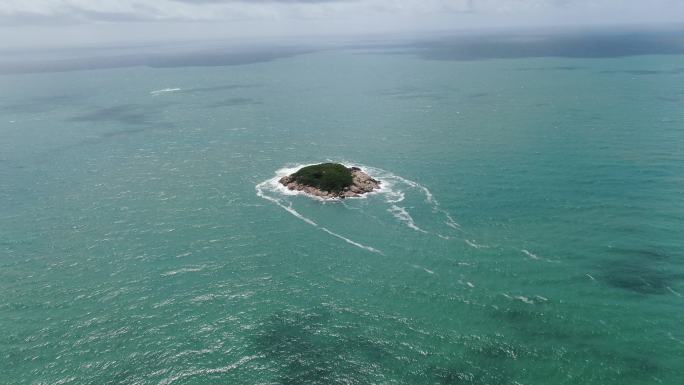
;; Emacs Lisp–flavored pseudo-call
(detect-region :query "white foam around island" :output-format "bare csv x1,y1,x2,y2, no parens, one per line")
255,162,465,250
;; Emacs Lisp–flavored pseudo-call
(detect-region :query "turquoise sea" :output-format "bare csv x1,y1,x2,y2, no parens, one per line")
1,40,684,384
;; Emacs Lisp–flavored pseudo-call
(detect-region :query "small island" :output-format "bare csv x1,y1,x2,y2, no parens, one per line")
279,163,381,199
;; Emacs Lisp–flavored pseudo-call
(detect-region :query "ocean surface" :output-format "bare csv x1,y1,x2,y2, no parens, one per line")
1,38,684,384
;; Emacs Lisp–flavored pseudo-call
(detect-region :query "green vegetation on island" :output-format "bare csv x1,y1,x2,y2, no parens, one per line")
291,163,353,193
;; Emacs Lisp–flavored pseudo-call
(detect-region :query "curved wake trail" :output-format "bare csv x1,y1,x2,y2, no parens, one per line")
360,164,463,234
256,163,552,277
255,176,383,254
388,205,427,233
255,163,465,253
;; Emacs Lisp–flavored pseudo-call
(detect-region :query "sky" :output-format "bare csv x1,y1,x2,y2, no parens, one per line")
1,0,683,49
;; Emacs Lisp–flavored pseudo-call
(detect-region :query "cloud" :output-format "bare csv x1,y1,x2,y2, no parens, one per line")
0,1,680,23
173,0,350,3
0,0,487,25
0,0,680,25
0,0,683,50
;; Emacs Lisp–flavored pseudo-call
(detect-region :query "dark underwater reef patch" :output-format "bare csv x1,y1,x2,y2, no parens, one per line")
248,303,669,384
429,364,512,385
488,305,576,343
597,246,683,295
600,67,684,76
0,94,83,114
68,104,157,125
606,246,673,261
249,308,553,384
425,335,529,385
600,262,679,295
251,308,388,384
206,97,261,109
66,101,178,127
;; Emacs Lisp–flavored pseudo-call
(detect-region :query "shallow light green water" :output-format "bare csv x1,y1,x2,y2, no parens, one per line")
1,50,683,384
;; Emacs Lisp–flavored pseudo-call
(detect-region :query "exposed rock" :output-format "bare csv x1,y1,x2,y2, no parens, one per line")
279,164,380,199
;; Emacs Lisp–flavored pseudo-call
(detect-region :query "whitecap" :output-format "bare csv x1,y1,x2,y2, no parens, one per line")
150,87,181,95
464,239,488,249
514,295,535,304
411,264,435,275
668,333,684,345
521,249,540,260
522,249,561,264
666,286,682,297
161,266,204,277
444,213,462,230
385,189,405,203
388,205,427,233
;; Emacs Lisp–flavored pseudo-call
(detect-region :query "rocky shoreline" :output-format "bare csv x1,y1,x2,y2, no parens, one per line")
279,166,381,199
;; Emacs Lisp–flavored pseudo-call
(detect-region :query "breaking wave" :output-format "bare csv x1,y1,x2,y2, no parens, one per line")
388,205,427,233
